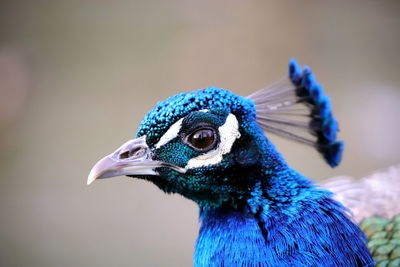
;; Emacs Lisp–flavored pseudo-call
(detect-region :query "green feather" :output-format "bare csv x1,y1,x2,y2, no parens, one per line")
360,215,400,265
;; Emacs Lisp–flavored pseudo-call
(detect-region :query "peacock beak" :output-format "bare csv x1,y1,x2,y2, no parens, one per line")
87,135,186,185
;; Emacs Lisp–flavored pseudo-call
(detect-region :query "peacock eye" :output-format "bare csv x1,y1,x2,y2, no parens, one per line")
186,128,217,151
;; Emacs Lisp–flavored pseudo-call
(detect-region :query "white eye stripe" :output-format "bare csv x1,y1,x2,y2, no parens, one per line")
155,118,184,149
155,113,241,169
154,110,209,149
185,113,240,169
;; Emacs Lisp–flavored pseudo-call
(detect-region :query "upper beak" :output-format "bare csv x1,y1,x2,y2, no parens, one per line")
87,135,185,185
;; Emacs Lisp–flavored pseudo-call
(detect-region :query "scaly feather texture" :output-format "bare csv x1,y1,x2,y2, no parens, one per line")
324,165,400,266
360,216,400,266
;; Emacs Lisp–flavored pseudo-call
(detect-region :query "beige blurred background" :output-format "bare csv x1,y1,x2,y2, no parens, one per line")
0,1,399,266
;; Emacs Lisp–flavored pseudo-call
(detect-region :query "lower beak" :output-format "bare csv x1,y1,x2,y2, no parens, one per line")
87,136,185,185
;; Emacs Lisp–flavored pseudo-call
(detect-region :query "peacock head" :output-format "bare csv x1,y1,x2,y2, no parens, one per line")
88,59,344,207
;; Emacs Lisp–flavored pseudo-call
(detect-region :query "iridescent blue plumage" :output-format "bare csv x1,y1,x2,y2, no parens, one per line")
89,59,374,266
191,107,370,266
136,60,372,266
137,87,255,146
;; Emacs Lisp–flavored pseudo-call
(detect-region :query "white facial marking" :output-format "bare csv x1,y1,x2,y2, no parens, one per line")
155,118,183,149
185,113,241,169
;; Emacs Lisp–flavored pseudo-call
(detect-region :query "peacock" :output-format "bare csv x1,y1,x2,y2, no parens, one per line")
88,58,400,266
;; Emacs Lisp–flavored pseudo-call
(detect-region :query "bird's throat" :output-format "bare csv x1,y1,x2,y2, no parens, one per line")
194,206,270,266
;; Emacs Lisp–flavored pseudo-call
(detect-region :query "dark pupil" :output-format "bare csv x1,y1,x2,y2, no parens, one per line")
189,129,215,150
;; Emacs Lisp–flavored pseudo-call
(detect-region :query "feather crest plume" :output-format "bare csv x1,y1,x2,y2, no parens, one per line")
247,58,344,167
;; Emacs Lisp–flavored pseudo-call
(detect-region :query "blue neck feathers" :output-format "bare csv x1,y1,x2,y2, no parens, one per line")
194,168,373,267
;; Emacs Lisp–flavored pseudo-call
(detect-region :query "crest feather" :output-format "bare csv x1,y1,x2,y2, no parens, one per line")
247,58,343,167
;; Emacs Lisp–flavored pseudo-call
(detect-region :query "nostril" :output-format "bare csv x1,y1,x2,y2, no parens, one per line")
119,147,146,160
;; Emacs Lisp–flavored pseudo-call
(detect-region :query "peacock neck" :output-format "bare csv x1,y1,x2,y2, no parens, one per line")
193,175,374,267
192,156,314,266
193,129,373,266
194,205,272,267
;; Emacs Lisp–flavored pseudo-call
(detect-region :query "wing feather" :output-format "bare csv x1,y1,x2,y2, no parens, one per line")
322,164,400,222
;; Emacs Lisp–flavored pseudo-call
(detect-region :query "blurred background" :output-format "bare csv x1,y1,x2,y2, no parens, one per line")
0,1,399,266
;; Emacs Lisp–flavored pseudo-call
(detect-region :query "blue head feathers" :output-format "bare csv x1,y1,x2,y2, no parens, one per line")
127,58,345,205
139,58,344,169
134,87,270,206
137,87,255,147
